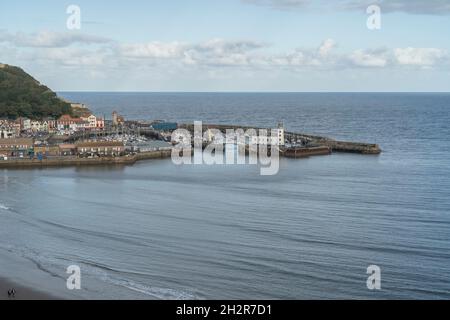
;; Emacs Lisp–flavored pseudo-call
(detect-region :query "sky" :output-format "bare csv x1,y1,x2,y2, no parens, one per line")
1,0,450,91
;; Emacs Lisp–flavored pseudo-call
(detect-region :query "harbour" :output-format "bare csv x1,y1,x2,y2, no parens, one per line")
0,122,381,169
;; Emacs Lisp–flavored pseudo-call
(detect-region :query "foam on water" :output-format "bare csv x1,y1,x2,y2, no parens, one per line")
106,278,197,300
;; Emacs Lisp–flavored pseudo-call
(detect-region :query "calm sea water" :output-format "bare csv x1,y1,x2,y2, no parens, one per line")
0,93,449,299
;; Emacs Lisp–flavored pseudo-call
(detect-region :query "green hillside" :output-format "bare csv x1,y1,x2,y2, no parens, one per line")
0,63,72,119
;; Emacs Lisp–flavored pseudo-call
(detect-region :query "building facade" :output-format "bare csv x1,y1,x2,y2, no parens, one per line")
75,141,125,157
0,138,34,157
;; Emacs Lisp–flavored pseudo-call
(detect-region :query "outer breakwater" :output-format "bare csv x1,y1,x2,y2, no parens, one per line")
0,150,172,169
282,146,331,158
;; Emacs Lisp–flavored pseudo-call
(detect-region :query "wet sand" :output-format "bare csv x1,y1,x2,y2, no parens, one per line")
0,277,57,300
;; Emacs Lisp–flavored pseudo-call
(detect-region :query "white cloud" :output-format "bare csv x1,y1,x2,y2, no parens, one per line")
117,42,186,59
115,38,267,67
318,39,336,58
349,49,389,67
2,30,449,78
24,47,113,68
197,38,266,53
183,38,267,66
394,47,447,66
0,30,111,48
242,0,311,9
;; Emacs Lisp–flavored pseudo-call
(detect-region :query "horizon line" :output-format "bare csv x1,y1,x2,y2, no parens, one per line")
57,91,450,94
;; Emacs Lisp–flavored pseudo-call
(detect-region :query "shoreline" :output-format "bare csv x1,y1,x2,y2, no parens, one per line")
0,277,58,300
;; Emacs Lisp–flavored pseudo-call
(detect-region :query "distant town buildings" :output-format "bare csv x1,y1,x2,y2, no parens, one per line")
58,144,77,156
0,119,21,138
75,141,125,157
80,114,105,130
0,138,34,157
70,103,88,109
276,122,285,146
0,112,106,137
0,103,176,162
151,122,177,131
0,138,129,159
112,111,125,127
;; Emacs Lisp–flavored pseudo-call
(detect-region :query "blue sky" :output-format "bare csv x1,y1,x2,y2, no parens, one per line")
1,0,450,91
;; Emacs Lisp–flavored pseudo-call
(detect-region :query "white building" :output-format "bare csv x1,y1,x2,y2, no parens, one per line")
0,127,15,139
31,120,48,132
81,114,98,129
275,122,285,146
21,119,31,131
251,123,285,146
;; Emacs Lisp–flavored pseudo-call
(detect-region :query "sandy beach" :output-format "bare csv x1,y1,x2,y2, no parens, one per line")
0,277,57,300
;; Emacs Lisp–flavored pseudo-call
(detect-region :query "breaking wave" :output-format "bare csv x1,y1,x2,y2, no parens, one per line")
107,278,197,300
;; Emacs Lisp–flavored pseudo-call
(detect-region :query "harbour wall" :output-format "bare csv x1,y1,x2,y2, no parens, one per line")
0,150,172,169
178,124,382,155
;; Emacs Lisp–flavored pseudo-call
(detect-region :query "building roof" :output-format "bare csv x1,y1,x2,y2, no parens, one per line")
58,114,73,120
0,138,34,145
59,115,80,121
58,144,76,149
75,141,124,147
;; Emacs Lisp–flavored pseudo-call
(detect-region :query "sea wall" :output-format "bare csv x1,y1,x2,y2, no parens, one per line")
282,146,332,158
322,141,381,154
0,150,172,169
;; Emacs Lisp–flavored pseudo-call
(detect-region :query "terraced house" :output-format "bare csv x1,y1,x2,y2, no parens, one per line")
0,138,34,157
0,119,21,138
75,141,125,157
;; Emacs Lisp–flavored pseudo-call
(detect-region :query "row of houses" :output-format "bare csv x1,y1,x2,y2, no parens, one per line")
0,119,21,138
0,114,106,138
0,138,124,158
58,114,105,132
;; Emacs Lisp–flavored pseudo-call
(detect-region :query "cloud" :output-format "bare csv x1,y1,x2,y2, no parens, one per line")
346,47,449,68
318,39,336,58
242,0,311,9
349,49,389,67
117,42,186,59
117,38,267,67
3,30,448,74
394,47,447,66
344,0,450,15
0,30,111,48
243,0,450,15
18,47,114,68
184,39,267,66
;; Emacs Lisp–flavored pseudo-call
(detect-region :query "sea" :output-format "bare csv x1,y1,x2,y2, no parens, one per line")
0,93,449,299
